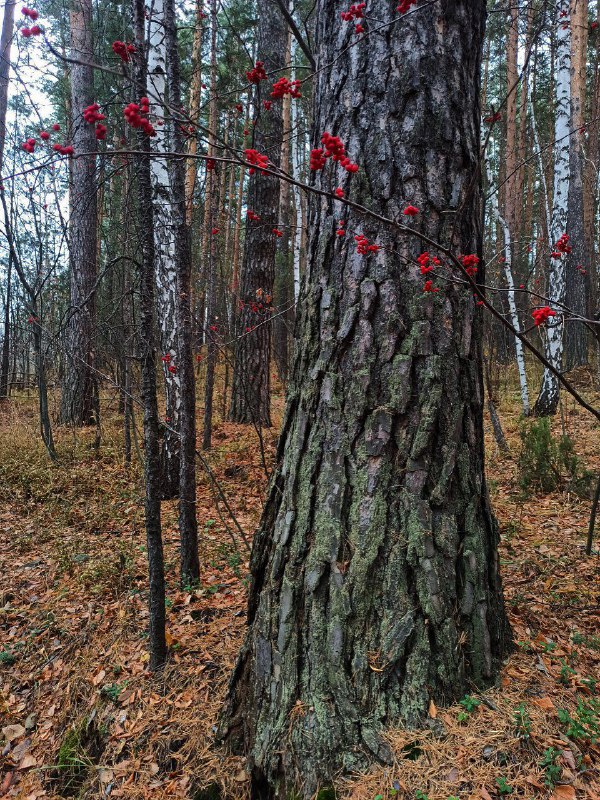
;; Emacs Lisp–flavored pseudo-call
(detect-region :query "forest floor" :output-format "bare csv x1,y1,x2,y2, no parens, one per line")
0,370,599,800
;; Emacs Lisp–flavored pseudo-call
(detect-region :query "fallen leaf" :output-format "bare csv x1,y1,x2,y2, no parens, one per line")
92,669,106,686
2,725,25,743
550,787,575,800
428,699,437,718
18,754,37,770
533,696,555,711
98,769,114,784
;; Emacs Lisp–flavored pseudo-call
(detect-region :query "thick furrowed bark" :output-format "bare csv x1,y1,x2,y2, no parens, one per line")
229,0,287,427
60,0,98,427
221,3,511,798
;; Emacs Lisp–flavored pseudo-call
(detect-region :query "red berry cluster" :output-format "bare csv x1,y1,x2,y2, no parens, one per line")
112,41,136,62
532,306,556,326
246,60,267,84
83,103,104,124
271,77,302,99
334,187,344,198
21,137,36,153
247,210,261,221
263,100,272,111
272,228,283,237
21,5,41,35
123,97,156,137
53,143,74,155
244,148,269,175
83,103,107,140
417,252,440,274
355,234,379,254
310,132,358,173
403,205,419,217
551,233,572,259
235,103,243,113
341,2,365,21
337,220,345,237
206,158,216,170
461,254,479,276
309,148,327,170
397,0,416,12
340,2,366,33
211,227,219,235
423,280,439,293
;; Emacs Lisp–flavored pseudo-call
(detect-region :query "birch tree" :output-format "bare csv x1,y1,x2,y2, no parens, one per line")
534,0,571,416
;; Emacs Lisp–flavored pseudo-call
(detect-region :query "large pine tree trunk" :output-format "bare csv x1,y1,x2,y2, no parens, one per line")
228,0,288,426
60,0,98,426
221,4,511,797
534,0,571,416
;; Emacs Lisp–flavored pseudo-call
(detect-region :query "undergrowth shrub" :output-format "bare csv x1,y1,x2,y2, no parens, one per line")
518,418,593,498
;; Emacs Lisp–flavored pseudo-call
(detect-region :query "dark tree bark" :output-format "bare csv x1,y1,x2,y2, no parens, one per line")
564,0,588,369
0,253,11,400
201,0,219,451
0,1,16,400
60,0,98,426
164,0,200,586
221,3,511,797
133,0,167,671
229,0,288,426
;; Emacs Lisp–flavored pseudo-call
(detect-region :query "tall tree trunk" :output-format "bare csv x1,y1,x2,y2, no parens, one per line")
0,253,11,400
564,0,588,368
133,0,167,671
0,0,15,171
60,0,98,426
583,3,599,317
148,0,181,498
290,43,303,304
503,4,519,250
164,0,200,587
229,0,288,426
535,0,571,416
202,0,219,451
221,4,510,797
488,156,530,415
0,0,14,400
184,0,204,226
273,25,293,385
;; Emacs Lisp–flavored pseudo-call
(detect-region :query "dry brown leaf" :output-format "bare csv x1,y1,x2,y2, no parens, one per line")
18,754,37,770
550,786,576,800
2,724,25,743
533,696,555,711
91,669,106,686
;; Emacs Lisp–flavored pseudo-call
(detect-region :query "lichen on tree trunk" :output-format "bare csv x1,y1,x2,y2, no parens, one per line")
221,3,511,798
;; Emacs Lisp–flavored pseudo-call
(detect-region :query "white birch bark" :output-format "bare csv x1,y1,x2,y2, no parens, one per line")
148,0,180,493
535,0,571,415
290,39,303,303
487,154,530,415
